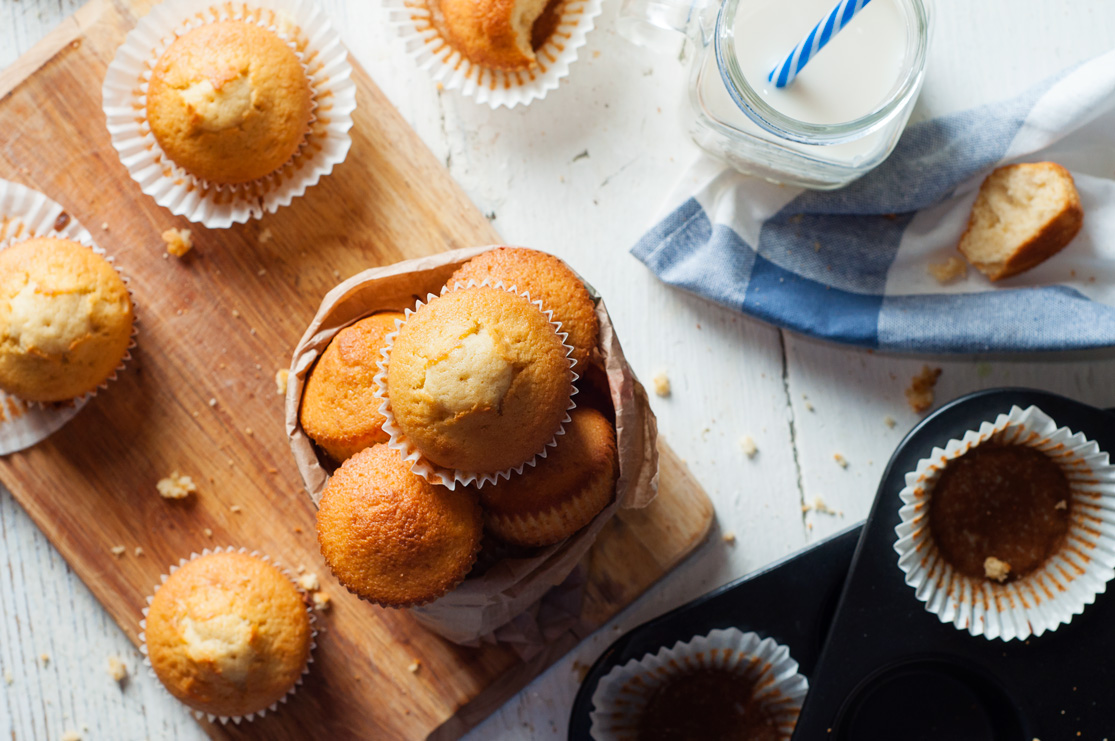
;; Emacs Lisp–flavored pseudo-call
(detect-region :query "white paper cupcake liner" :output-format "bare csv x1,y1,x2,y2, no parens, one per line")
0,180,137,456
894,405,1115,641
372,279,578,490
103,0,356,228
138,547,317,725
385,0,602,108
589,627,807,740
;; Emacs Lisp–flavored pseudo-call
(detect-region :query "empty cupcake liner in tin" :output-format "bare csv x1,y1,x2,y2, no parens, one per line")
589,627,808,740
103,0,356,228
0,179,138,455
384,0,603,108
894,404,1115,641
138,546,318,725
372,278,579,490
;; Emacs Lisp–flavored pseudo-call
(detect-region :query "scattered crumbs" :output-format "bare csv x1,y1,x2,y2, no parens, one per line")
232,309,241,319
805,496,841,516
984,556,1011,583
203,528,213,538
107,656,128,684
833,453,849,469
40,654,50,665
906,365,942,413
275,369,289,395
208,398,217,407
332,269,341,278
156,471,196,500
258,227,273,244
249,327,257,336
297,564,307,574
312,591,331,612
100,222,109,231
976,362,993,378
4,670,12,684
230,504,243,514
803,397,815,412
927,256,967,284
110,545,126,557
244,427,254,436
192,410,199,418
134,547,144,557
1055,500,1068,510
722,531,737,545
740,436,758,459
652,373,671,397
161,228,193,257
257,268,267,276
884,415,897,429
61,732,81,741
298,573,320,592
407,659,421,673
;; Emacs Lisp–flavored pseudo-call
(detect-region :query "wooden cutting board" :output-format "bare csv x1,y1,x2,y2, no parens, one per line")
0,1,715,738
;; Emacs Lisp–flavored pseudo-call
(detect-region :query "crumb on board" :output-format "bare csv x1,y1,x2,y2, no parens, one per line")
40,654,50,665
61,731,81,741
833,453,849,469
110,545,126,557
161,228,193,257
208,398,217,407
740,436,758,459
722,531,736,545
3,670,12,685
906,365,942,414
275,368,290,395
572,660,591,683
984,556,1011,583
884,415,897,429
803,496,842,517
100,222,109,231
134,547,144,557
407,659,421,673
244,427,254,436
652,373,671,398
1055,500,1068,510
156,471,196,500
107,656,128,684
258,227,273,244
312,591,331,612
203,528,213,537
230,504,243,514
232,309,241,319
298,573,320,592
927,256,967,284
297,564,307,574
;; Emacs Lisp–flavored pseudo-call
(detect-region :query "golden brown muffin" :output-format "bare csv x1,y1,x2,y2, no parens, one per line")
316,444,483,607
386,285,574,474
439,0,550,70
447,247,599,370
146,20,313,185
0,238,134,402
300,312,403,463
479,407,616,546
144,550,312,719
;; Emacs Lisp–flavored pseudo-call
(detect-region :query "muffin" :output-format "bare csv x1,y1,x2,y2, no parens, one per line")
447,247,599,370
479,406,616,547
385,285,574,475
300,312,403,463
146,20,314,185
0,238,134,402
316,444,483,607
439,0,551,70
143,550,313,720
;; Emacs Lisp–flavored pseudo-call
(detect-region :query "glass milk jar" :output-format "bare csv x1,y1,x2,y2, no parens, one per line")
620,0,931,189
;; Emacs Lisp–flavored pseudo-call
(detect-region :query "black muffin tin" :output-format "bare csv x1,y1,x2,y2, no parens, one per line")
570,389,1115,740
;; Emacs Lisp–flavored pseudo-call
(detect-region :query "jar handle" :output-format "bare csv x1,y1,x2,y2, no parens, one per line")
616,0,700,51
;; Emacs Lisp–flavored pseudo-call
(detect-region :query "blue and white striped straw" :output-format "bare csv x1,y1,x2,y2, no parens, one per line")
768,0,873,88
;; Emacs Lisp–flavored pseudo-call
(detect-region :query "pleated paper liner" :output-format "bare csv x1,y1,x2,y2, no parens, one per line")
589,627,807,740
138,547,317,725
0,179,137,455
385,0,603,108
894,405,1115,641
103,0,356,228
372,279,578,490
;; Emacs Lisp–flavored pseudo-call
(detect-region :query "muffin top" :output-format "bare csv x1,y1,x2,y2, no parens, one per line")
0,237,134,402
438,0,550,70
316,444,483,607
447,247,599,370
144,550,312,719
480,406,616,545
301,312,403,463
386,286,574,474
146,20,313,185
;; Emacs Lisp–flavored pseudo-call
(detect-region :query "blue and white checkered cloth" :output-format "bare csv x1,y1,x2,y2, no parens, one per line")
632,50,1115,353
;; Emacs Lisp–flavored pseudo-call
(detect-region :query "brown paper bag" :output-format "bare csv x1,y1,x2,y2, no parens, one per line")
286,246,658,644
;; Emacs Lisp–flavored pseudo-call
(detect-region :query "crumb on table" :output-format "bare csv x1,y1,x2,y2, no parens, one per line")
40,654,50,665
652,372,671,397
312,591,331,612
1055,499,1068,510
134,547,144,557
884,415,897,429
927,256,968,284
61,731,81,741
107,656,128,684
804,496,842,516
984,556,1011,583
156,471,196,500
275,368,290,395
740,436,758,459
298,573,320,592
722,531,736,545
110,545,126,557
407,659,421,673
906,365,942,414
833,453,849,469
161,228,193,257
203,527,213,537
230,504,242,514
258,227,273,244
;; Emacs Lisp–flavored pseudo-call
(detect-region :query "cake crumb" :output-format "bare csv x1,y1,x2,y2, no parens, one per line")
100,222,109,231
407,659,421,673
244,427,254,436
927,256,967,284
572,660,590,683
3,670,11,685
312,591,331,612
40,654,50,665
275,368,290,395
230,504,243,514
231,309,241,319
1055,500,1068,510
722,531,736,545
161,228,193,257
257,268,267,277
984,556,1011,583
61,731,81,741
156,471,196,500
906,366,942,414
203,528,213,537
332,269,341,278
298,573,320,592
296,564,307,574
259,227,273,244
652,373,671,397
833,453,849,469
134,547,144,557
110,545,126,557
107,656,128,684
884,415,897,429
805,496,841,516
740,436,758,459
208,398,217,407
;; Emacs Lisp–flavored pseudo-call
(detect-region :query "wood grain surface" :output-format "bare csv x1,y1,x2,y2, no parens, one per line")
0,1,713,738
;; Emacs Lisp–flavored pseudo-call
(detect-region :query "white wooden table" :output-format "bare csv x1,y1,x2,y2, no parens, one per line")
3,1,1114,738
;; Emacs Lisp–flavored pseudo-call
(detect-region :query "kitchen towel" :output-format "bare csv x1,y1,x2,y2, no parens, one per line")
632,49,1115,352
